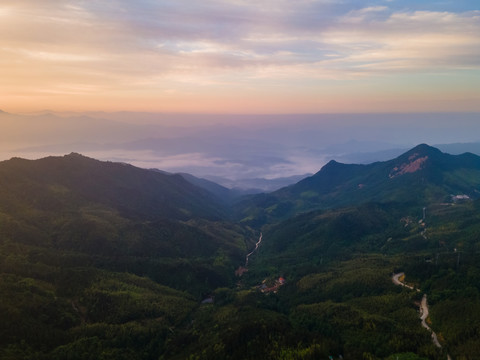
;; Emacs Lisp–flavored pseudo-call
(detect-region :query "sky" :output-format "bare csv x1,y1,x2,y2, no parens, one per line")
1,1,480,183
1,0,479,114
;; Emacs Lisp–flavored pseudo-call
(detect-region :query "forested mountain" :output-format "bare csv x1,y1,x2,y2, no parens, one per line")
0,154,254,294
241,198,480,359
0,154,256,359
235,144,480,225
0,153,227,221
1,146,479,359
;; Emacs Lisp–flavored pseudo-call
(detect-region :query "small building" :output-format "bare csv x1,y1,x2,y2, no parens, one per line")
201,297,214,304
452,194,470,202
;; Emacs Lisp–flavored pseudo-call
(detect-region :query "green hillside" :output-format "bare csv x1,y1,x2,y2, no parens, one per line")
235,144,480,226
1,147,480,359
0,153,226,221
234,194,480,358
0,154,257,358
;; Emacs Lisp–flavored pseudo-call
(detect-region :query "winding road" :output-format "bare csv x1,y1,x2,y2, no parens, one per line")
392,272,450,357
392,272,415,290
419,294,442,348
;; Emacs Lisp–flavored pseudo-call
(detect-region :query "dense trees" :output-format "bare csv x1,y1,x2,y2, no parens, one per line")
1,151,480,358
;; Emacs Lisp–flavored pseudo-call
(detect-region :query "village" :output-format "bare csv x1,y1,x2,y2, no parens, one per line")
257,276,286,294
234,265,286,294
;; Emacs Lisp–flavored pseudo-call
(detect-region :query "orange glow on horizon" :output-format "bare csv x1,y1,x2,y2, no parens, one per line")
1,2,479,114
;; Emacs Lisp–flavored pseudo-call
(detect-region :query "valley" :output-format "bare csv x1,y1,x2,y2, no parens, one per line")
1,145,480,359
3,0,480,357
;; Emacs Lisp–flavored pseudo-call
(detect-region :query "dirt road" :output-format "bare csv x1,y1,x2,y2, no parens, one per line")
392,273,447,354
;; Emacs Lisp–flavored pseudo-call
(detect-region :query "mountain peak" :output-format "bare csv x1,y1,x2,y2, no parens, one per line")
316,159,351,175
53,152,93,165
406,144,441,154
62,152,99,163
404,143,443,158
65,152,85,157
323,159,340,167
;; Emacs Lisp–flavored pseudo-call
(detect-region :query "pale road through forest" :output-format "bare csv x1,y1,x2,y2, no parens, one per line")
392,273,452,360
392,272,415,290
419,294,442,348
245,233,262,267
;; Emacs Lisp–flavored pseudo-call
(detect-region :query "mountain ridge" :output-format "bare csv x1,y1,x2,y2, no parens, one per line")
235,144,480,225
2,144,480,358
0,152,226,221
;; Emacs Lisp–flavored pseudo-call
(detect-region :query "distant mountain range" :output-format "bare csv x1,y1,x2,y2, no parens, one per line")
201,173,311,193
4,110,480,185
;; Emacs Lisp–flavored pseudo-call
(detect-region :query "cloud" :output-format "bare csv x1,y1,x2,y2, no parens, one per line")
324,10,480,74
343,6,389,23
1,0,479,112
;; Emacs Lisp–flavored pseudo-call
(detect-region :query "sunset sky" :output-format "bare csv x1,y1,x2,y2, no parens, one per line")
1,0,479,114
